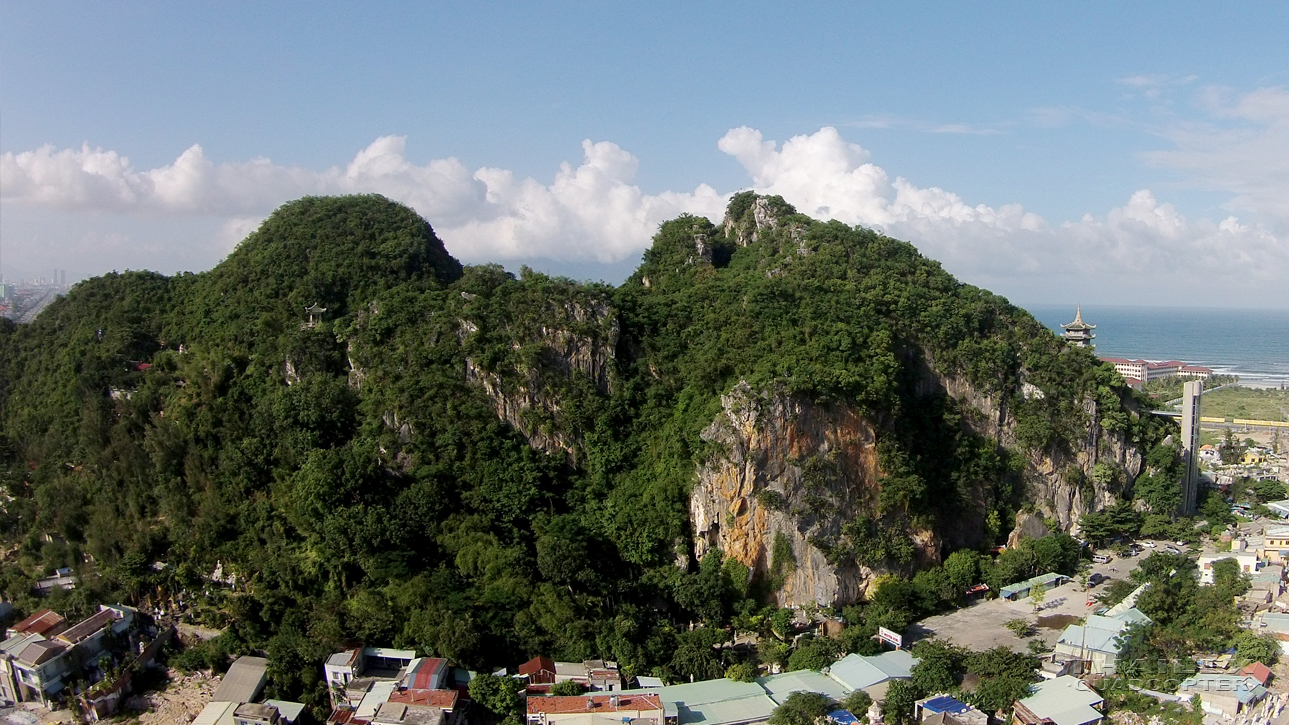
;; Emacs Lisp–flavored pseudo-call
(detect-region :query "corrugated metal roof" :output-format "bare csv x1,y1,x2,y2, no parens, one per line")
212,655,268,704
193,701,238,725
264,700,306,723
1019,675,1103,725
678,694,778,725
756,671,849,704
826,652,917,692
357,680,398,719
621,678,765,706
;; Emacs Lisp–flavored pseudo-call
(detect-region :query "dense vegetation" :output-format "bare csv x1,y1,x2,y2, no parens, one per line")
1115,553,1279,688
0,194,1166,713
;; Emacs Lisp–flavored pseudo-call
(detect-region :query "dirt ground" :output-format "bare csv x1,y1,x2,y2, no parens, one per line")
911,542,1171,651
124,669,222,724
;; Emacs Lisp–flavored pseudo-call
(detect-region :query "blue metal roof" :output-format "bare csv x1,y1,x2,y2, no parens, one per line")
923,696,971,715
828,710,861,725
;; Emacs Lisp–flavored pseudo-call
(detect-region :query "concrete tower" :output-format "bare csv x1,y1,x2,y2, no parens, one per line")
1179,380,1203,515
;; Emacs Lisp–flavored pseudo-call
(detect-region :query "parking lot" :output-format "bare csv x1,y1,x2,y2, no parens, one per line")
908,539,1184,652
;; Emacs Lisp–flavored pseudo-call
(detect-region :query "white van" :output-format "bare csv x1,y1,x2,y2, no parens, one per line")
1092,554,1112,564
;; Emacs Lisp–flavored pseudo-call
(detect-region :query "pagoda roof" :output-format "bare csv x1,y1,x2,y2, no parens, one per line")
1060,305,1095,330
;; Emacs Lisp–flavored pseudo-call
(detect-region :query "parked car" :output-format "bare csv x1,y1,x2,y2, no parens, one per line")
1174,541,1188,547
1139,541,1157,548
1088,573,1107,587
1165,545,1181,554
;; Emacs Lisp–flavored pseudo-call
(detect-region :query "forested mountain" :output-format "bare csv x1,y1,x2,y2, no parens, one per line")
0,194,1171,705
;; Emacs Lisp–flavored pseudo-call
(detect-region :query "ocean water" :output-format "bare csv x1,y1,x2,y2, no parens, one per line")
1024,305,1289,387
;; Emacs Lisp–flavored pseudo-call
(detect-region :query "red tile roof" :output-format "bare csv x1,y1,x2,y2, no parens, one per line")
519,655,556,676
1241,662,1272,685
389,689,459,709
527,694,663,716
10,609,66,637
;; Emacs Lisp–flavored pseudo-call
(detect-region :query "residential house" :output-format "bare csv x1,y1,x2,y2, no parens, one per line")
1053,585,1150,676
235,702,285,725
1198,553,1260,585
1249,564,1285,602
326,647,418,707
372,701,446,725
264,701,306,724
1265,502,1289,521
1248,612,1289,655
1177,674,1267,718
528,694,664,725
1012,676,1104,725
519,656,622,692
519,656,557,689
326,647,418,690
1240,662,1272,688
6,610,66,639
914,695,988,725
0,632,42,704
2,604,137,706
389,688,458,713
402,658,449,691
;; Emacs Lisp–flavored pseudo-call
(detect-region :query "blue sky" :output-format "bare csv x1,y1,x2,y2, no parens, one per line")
3,2,1289,307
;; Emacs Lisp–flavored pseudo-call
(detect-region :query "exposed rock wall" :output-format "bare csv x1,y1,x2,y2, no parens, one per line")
690,382,899,607
930,358,1142,533
463,297,619,462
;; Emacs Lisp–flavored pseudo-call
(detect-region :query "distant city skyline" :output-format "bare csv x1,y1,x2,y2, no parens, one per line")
3,3,1289,307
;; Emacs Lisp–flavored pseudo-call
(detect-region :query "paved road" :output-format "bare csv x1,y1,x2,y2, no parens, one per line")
14,288,59,323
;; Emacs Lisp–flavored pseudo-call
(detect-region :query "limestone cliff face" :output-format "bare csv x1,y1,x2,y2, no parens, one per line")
463,296,618,462
690,382,910,607
931,361,1142,533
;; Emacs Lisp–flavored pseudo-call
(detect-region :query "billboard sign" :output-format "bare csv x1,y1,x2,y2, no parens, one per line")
877,626,902,649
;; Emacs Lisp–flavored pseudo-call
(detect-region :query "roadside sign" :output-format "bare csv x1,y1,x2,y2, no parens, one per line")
877,626,902,649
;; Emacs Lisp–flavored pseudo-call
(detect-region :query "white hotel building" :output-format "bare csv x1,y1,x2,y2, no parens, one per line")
1099,358,1212,389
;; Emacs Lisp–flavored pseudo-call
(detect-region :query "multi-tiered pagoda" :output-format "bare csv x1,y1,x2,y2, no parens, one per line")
1060,305,1096,347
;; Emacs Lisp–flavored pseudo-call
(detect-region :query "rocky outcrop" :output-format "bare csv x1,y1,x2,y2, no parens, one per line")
927,355,1142,534
464,297,619,462
690,382,904,607
723,197,781,247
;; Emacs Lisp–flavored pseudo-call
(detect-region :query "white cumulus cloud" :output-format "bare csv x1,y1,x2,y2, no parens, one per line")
1,137,725,264
3,108,1288,304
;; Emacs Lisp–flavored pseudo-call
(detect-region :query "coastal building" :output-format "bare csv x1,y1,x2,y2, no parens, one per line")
1097,358,1213,388
1060,307,1096,348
